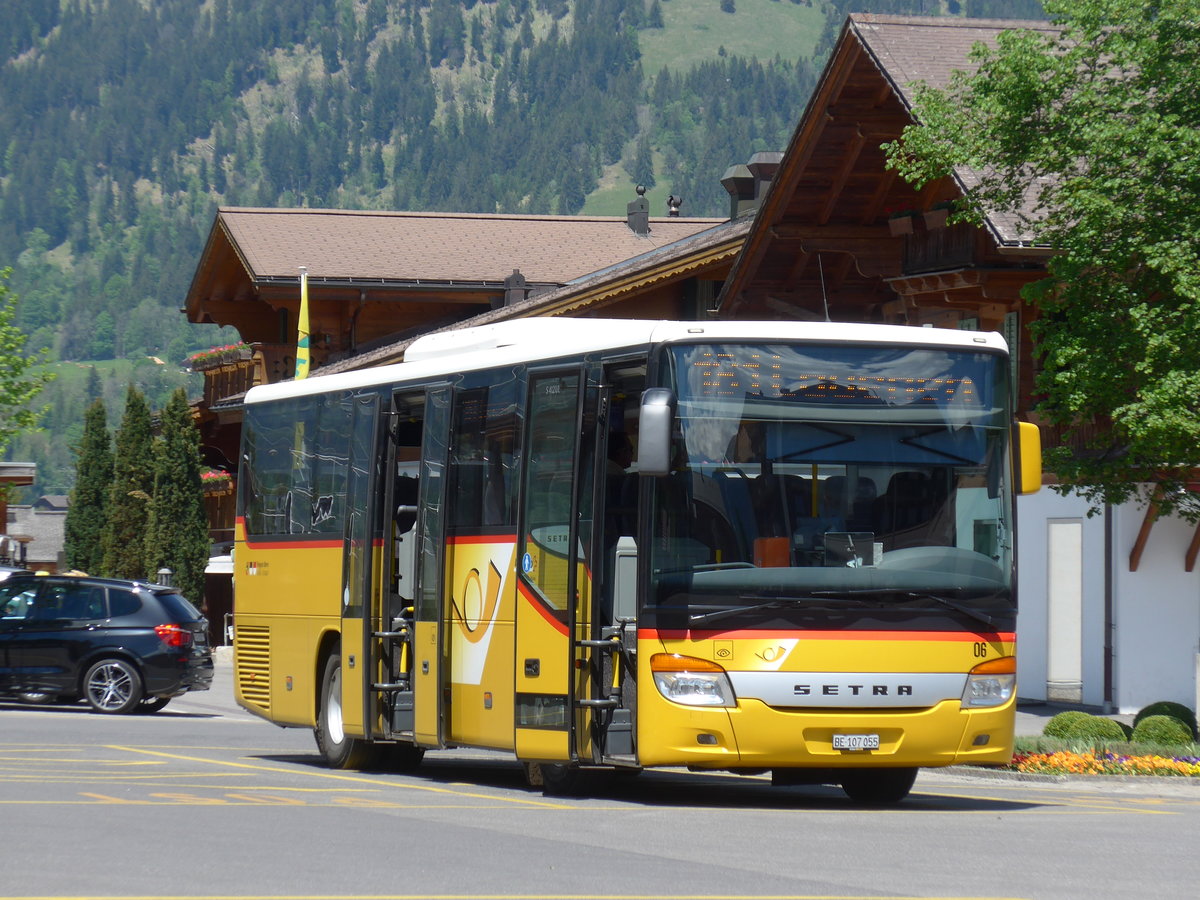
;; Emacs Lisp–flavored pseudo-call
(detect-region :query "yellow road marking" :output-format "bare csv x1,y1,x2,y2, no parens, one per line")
107,745,573,809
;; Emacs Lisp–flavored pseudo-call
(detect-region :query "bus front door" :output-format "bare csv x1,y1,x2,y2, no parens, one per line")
515,370,593,764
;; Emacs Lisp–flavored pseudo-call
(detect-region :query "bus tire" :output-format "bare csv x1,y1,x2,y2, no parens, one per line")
538,763,586,797
315,652,376,769
839,767,918,805
388,743,425,771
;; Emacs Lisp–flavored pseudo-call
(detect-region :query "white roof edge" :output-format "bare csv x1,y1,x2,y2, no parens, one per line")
245,319,1007,405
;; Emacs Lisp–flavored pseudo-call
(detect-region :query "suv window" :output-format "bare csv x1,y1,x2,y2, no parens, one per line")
0,581,40,620
157,592,202,622
108,589,142,618
54,583,108,620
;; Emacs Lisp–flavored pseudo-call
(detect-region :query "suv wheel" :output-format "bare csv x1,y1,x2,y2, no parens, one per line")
83,659,144,714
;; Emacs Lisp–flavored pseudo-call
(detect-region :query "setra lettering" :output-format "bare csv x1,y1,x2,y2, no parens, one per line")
791,682,915,697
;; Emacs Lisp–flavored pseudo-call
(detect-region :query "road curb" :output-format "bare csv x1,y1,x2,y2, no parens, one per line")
940,765,1200,794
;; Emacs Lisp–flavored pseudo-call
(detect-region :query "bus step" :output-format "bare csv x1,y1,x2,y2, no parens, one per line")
373,682,410,693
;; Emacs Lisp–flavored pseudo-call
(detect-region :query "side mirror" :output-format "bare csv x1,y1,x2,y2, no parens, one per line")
637,388,676,476
1013,421,1042,495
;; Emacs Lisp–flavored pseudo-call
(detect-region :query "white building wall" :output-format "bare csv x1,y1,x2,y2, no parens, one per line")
1016,490,1107,707
1111,501,1200,714
1017,487,1200,715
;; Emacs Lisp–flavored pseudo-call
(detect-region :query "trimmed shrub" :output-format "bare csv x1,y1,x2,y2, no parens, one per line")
1043,710,1094,740
1130,715,1194,747
1073,716,1128,743
1133,701,1198,739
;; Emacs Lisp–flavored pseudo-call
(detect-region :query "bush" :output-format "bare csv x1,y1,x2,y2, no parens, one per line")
1133,701,1198,739
1073,716,1128,743
1130,715,1194,747
1042,710,1095,740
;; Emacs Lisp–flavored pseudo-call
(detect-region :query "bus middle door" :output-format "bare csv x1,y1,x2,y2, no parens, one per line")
341,394,383,745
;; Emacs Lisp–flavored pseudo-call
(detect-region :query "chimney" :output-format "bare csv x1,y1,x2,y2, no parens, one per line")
626,184,650,235
667,194,682,217
502,268,528,307
721,151,783,219
720,164,755,219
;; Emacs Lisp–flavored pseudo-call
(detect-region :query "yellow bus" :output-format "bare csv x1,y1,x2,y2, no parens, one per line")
232,318,1040,803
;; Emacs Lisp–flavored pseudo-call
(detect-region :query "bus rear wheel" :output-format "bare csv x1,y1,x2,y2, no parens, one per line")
315,652,377,769
839,767,918,805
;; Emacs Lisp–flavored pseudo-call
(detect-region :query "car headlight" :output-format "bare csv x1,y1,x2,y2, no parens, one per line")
650,653,736,707
962,657,1016,708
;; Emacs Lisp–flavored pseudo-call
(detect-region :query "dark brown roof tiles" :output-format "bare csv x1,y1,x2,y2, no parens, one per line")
219,207,725,285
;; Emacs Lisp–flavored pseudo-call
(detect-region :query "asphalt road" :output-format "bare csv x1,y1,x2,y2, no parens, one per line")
2,652,1199,900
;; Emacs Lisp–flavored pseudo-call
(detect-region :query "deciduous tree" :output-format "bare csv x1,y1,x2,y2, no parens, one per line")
887,0,1200,517
0,268,53,457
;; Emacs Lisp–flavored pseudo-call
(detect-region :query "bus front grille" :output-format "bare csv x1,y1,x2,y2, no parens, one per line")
234,625,271,712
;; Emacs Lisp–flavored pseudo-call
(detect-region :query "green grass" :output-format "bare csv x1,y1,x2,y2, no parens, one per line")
582,144,681,217
640,0,826,74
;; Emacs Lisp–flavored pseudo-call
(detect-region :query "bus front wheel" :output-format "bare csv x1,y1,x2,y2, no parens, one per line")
315,652,377,769
839,767,918,804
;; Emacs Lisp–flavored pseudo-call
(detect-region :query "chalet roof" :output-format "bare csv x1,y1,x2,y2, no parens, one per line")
851,14,1055,100
210,207,724,285
318,216,751,374
718,13,1056,314
851,14,1058,246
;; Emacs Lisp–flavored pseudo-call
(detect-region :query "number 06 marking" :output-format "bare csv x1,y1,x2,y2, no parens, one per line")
973,641,988,658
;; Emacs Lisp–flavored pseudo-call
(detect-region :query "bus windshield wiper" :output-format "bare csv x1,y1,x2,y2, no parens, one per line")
688,595,844,626
897,592,1000,628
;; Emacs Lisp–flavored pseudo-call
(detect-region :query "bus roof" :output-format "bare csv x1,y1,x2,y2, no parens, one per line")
244,318,1009,405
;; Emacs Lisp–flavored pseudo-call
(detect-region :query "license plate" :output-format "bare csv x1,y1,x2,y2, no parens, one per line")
833,733,880,751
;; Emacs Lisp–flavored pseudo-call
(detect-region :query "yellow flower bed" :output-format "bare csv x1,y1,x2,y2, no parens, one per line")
1013,750,1200,777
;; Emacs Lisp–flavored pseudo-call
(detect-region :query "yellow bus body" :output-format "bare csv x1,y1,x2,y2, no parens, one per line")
636,630,1015,769
235,516,1013,771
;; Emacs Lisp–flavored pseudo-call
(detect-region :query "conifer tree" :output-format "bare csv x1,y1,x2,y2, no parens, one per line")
63,399,113,574
101,385,155,580
145,388,210,606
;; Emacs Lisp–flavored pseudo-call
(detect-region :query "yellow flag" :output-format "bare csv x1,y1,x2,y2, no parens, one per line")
295,266,310,379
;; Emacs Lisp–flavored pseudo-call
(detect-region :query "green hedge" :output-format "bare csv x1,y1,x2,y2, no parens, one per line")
1130,715,1194,747
1040,711,1131,747
1133,701,1198,739
1042,710,1094,740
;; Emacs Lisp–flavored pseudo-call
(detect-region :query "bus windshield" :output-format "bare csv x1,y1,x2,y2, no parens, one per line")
647,342,1015,621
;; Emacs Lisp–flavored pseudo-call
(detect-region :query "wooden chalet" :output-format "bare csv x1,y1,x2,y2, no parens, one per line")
184,13,1200,713
185,12,1060,567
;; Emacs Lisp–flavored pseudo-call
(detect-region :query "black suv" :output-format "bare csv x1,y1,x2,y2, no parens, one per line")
0,574,214,714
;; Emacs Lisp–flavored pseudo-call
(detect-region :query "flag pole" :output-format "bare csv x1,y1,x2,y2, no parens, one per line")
295,266,310,380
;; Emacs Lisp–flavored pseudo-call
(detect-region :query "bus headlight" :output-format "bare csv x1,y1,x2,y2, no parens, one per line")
962,657,1016,708
650,653,736,707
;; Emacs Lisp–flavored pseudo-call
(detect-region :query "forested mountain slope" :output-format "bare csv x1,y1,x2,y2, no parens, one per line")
0,0,1042,496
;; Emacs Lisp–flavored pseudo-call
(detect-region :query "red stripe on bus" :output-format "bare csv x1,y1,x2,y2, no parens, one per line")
643,628,1015,642
517,579,569,636
241,538,342,550
449,533,518,545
